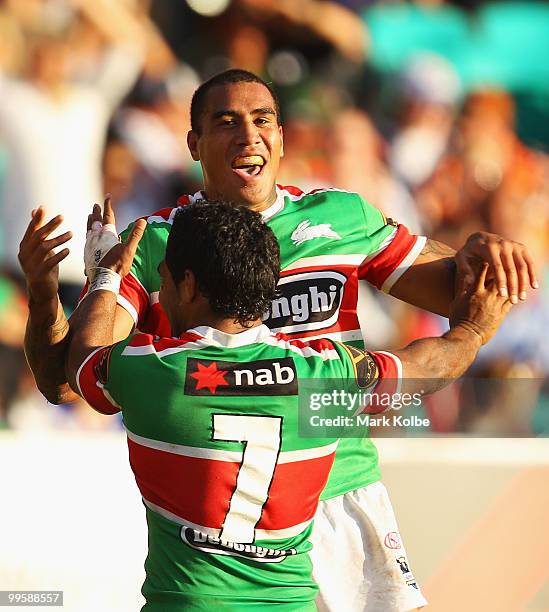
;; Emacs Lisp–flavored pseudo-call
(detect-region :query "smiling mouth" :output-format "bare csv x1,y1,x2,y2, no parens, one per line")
232,155,265,178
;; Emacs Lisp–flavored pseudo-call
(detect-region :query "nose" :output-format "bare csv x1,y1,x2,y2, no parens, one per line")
236,119,260,146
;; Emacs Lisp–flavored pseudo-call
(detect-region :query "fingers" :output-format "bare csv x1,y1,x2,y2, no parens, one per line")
499,245,519,304
103,194,115,226
35,215,64,241
43,231,73,252
124,219,146,256
43,247,70,271
475,263,489,293
454,252,475,296
521,248,539,290
513,251,531,301
21,206,46,242
87,203,102,231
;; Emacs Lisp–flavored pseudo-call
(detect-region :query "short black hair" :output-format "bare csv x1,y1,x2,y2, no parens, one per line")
166,200,280,326
190,69,281,134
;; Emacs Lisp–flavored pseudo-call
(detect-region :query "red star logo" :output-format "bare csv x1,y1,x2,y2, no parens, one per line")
190,362,229,394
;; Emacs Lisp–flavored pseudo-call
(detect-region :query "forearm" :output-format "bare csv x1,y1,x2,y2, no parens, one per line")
389,239,456,317
67,288,117,394
394,324,482,395
24,296,78,404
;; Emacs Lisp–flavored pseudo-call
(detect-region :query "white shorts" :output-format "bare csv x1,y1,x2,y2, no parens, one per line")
310,481,428,612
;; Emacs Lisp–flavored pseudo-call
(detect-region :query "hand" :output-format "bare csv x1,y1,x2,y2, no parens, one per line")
455,232,538,304
18,208,72,304
90,196,146,277
84,195,121,281
450,264,513,345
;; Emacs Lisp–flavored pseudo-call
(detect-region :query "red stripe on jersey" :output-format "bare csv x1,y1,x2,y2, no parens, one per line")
78,348,120,415
273,333,336,353
141,301,172,337
128,333,156,347
144,207,176,222
128,438,335,531
126,330,202,350
119,272,149,324
361,351,400,415
152,333,204,351
259,453,335,528
176,195,192,206
277,184,303,197
78,281,89,303
358,225,418,289
129,439,239,529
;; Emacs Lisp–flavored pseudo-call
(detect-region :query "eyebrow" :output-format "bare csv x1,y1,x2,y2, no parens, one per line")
211,107,277,120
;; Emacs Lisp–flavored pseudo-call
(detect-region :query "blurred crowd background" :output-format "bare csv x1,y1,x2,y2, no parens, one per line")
0,0,548,434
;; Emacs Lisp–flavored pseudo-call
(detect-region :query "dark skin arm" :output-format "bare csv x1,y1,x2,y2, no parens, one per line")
394,264,512,395
390,233,538,318
66,218,146,394
18,208,76,404
19,201,135,404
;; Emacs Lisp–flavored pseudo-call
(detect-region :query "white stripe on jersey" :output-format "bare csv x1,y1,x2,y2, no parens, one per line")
283,254,366,272
121,339,208,358
262,335,341,361
126,428,338,465
143,498,313,541
146,207,178,225
116,294,139,325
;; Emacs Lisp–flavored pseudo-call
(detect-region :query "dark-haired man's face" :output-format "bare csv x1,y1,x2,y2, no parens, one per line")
187,82,284,211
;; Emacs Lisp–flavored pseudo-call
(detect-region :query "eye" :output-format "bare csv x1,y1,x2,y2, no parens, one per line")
255,117,270,126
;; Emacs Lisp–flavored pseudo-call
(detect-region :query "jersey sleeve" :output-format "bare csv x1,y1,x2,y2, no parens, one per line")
118,207,180,327
76,343,125,415
118,219,154,327
355,195,427,293
336,342,402,414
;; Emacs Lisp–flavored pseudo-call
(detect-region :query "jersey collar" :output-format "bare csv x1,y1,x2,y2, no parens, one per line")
186,324,273,348
186,188,285,221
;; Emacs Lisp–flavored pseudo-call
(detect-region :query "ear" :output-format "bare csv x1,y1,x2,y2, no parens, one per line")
187,130,200,162
279,126,284,158
178,269,198,304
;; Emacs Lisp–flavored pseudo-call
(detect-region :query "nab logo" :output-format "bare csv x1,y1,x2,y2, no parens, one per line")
184,357,298,396
263,270,346,334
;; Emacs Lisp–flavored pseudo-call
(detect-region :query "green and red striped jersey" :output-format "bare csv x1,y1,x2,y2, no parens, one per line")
77,325,400,609
115,185,425,500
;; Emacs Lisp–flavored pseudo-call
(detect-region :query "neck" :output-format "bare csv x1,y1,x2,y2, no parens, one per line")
179,313,263,336
202,186,278,213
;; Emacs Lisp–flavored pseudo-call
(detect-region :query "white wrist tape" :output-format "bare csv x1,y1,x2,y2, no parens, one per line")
84,223,120,281
88,267,121,295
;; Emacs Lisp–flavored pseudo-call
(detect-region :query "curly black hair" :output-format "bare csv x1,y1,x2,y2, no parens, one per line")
165,200,280,326
190,69,281,134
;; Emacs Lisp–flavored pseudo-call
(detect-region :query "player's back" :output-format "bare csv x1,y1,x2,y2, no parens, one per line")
93,324,349,611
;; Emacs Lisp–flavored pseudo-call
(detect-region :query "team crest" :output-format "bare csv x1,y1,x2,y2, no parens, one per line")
291,220,342,246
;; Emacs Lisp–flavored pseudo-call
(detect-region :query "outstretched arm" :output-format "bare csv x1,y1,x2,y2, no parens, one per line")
389,233,538,318
394,265,512,395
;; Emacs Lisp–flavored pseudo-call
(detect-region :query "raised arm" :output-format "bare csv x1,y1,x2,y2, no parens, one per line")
66,207,146,394
19,202,137,404
19,209,76,404
389,233,538,318
394,264,512,395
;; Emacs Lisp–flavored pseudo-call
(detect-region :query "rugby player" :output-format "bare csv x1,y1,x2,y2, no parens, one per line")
20,70,536,611
66,200,510,611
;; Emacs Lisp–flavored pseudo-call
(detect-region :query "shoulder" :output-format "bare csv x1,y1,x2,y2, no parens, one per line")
278,184,363,205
